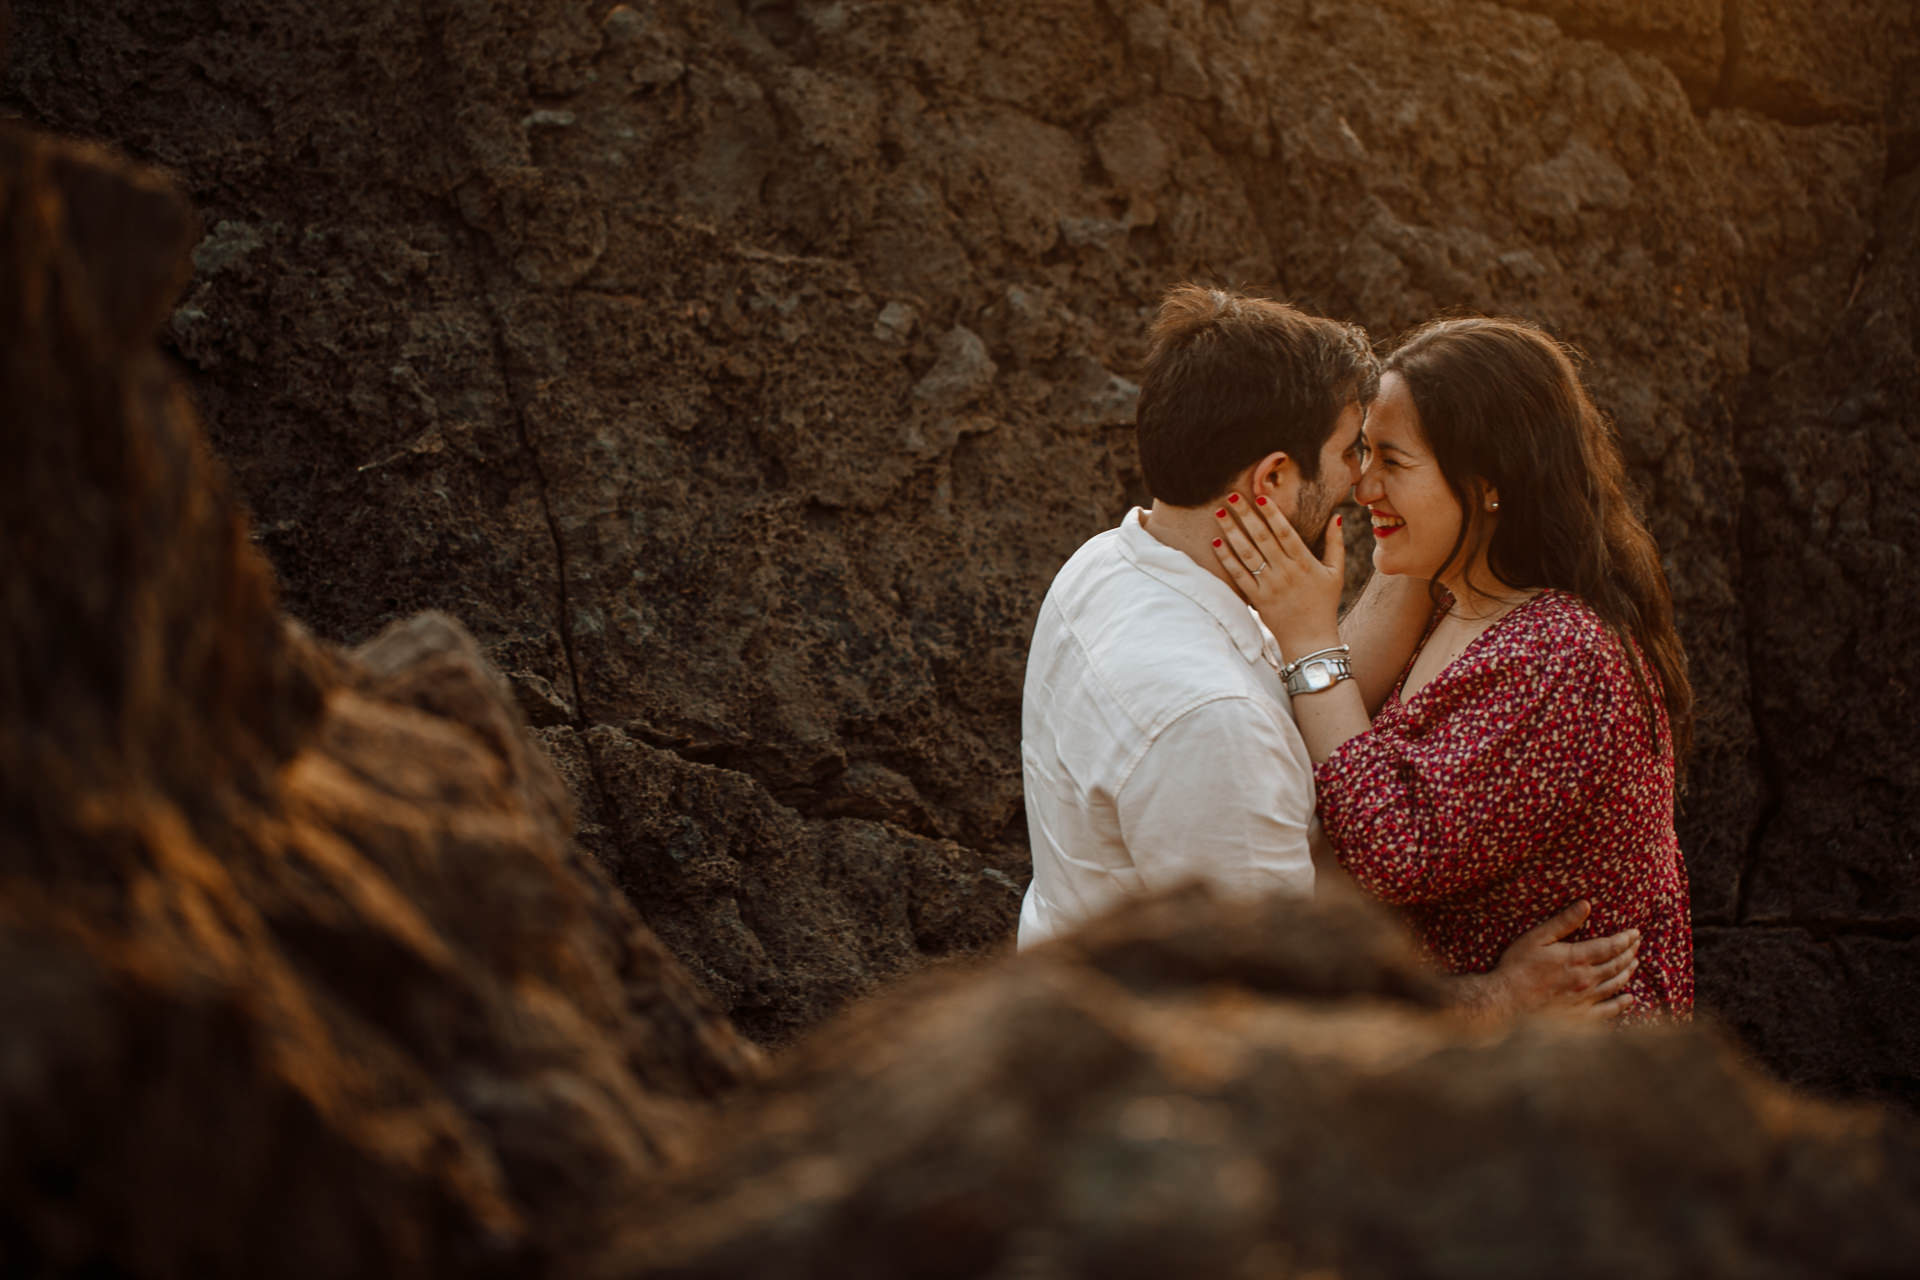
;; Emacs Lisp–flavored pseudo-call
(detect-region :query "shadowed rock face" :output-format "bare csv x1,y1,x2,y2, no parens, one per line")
601,885,1920,1280
0,126,759,1278
2,1,1916,1103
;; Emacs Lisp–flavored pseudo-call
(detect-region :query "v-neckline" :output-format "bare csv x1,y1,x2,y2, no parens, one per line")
1389,589,1555,711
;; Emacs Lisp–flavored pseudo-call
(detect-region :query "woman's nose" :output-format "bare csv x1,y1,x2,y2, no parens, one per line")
1352,465,1383,505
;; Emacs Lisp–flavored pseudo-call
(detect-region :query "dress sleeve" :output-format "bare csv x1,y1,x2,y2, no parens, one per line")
1313,628,1626,906
1118,695,1317,902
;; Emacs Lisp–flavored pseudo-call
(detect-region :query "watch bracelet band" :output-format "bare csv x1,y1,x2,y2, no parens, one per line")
1283,652,1354,697
1280,642,1351,680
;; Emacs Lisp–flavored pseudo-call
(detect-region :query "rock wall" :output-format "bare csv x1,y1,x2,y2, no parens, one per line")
3,0,1915,1101
0,124,760,1274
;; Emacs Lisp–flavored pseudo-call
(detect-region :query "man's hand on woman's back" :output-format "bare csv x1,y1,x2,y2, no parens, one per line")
1452,899,1639,1021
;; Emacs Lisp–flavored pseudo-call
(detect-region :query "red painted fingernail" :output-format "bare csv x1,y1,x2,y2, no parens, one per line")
1212,538,1223,548
1227,493,1239,504
1255,495,1267,506
1336,515,1344,527
1215,509,1227,518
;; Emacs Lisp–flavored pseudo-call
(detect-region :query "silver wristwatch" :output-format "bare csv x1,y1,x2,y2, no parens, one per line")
1281,645,1354,697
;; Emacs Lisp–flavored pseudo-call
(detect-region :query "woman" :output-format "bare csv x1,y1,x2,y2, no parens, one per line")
1211,316,1693,1019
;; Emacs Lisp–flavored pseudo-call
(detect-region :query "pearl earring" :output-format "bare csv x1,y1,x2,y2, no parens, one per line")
1488,500,1500,512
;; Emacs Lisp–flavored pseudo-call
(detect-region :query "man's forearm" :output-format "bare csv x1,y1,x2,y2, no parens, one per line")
1445,970,1511,1024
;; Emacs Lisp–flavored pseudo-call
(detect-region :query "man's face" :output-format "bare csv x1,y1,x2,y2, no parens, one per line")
1288,401,1365,557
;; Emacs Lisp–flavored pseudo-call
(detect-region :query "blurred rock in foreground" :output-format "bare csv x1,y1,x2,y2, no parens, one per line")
0,125,760,1278
607,884,1920,1280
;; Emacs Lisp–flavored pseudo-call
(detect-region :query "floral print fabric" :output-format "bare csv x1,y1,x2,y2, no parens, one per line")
1314,589,1693,1019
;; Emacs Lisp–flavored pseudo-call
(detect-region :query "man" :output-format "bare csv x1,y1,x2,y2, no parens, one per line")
1017,285,1636,1014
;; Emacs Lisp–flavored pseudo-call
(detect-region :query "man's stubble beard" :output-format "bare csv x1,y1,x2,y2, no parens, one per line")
1290,469,1345,560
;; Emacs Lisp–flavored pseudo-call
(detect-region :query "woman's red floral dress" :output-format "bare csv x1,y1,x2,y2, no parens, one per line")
1314,589,1693,1019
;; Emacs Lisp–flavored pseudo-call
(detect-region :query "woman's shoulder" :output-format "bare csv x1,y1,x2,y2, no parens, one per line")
1497,588,1605,639
1484,590,1634,684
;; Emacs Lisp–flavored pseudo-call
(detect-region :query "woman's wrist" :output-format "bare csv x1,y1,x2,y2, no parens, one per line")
1272,625,1343,664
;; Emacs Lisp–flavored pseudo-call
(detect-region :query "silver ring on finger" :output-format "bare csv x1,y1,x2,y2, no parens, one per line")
1251,561,1270,578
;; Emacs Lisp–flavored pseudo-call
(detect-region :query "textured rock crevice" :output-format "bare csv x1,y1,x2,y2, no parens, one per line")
455,202,595,717
1727,513,1786,926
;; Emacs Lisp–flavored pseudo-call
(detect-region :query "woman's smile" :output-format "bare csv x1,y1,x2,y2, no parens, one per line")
1352,372,1468,580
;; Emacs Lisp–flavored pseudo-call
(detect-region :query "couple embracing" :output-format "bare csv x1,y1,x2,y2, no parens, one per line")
1018,285,1692,1021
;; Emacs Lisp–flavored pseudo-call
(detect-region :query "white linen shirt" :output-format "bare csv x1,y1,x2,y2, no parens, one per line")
1017,508,1317,948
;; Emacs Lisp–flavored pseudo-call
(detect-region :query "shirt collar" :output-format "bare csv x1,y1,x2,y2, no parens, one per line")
1116,507,1277,668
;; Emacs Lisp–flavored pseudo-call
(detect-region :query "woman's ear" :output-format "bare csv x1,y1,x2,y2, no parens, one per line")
1482,483,1501,514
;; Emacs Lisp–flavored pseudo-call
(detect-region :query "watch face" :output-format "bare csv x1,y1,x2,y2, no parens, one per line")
1302,664,1333,692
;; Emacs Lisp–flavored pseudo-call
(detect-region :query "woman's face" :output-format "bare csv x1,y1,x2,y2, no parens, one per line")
1353,372,1469,582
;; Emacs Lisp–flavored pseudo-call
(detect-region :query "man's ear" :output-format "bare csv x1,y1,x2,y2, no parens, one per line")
1247,450,1292,502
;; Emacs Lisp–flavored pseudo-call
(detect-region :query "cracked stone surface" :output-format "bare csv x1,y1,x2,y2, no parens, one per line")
4,0,1916,1107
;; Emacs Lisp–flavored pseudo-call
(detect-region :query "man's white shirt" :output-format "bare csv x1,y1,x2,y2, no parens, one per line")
1017,508,1317,948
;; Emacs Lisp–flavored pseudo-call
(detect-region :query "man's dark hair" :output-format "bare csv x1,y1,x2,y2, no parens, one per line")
1135,285,1379,506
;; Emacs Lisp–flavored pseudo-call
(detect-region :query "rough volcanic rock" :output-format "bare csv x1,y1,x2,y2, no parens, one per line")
1502,1,1725,96
0,126,759,1277
4,0,1916,1102
1728,161,1920,920
1697,924,1920,1104
601,884,1920,1279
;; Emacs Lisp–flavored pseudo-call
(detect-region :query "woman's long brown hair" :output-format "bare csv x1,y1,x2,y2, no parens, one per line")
1385,316,1694,763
